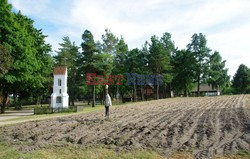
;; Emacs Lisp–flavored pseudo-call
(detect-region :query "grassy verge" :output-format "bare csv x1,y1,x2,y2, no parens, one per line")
0,140,249,159
0,100,144,126
0,104,106,127
0,140,165,159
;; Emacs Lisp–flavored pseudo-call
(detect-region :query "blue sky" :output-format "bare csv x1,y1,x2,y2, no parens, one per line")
9,0,250,77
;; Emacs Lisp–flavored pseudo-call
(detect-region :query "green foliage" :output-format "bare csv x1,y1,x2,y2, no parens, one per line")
148,33,173,99
111,37,129,100
172,49,196,96
34,106,77,114
222,86,234,95
0,1,53,113
207,51,230,90
101,28,118,56
0,44,13,76
187,33,211,96
34,106,53,114
113,37,129,74
55,37,80,105
149,35,171,74
232,64,250,94
0,0,237,109
79,30,115,107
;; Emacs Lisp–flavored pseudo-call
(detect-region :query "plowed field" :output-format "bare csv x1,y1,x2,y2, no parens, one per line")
1,95,250,159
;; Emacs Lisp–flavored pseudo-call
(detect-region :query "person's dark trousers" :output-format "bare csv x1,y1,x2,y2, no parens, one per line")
105,106,109,117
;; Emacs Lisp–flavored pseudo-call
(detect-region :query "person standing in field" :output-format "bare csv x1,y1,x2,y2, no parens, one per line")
105,85,112,118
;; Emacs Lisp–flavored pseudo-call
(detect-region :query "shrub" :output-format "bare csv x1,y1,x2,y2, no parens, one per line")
34,106,77,115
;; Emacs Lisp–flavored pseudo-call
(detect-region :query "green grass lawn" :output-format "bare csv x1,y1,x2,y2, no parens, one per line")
1,100,136,126
0,104,107,127
0,101,134,127
0,139,165,159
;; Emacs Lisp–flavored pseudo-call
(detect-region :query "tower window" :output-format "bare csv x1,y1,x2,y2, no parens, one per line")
59,89,61,94
56,96,62,103
58,79,62,86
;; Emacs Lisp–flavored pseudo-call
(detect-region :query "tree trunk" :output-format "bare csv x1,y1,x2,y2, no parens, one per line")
100,91,103,105
1,103,5,114
88,95,90,105
121,94,124,103
197,75,200,97
87,86,90,105
102,86,105,105
36,96,41,106
13,93,17,109
141,85,144,101
163,83,166,98
92,85,96,107
184,83,187,97
1,93,8,114
116,85,119,99
184,88,188,97
71,91,75,106
197,81,200,97
133,84,137,102
156,85,159,100
146,86,148,101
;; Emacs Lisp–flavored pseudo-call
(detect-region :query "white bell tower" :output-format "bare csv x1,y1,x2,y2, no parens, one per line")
51,67,69,108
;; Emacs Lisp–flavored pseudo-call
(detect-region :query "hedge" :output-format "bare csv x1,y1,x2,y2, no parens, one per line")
34,106,77,115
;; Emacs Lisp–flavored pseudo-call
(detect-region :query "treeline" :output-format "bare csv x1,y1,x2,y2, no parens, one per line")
55,30,232,107
1,0,250,113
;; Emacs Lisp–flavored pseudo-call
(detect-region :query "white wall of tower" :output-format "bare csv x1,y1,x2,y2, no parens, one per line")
51,69,69,108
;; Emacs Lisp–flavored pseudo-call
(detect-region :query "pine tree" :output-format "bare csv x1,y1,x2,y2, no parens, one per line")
172,49,196,96
187,33,211,96
148,35,171,99
55,37,80,106
208,51,230,92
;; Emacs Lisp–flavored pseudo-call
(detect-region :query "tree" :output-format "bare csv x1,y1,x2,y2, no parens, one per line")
0,1,53,113
148,35,171,99
160,33,175,97
100,29,117,99
125,48,141,102
55,37,80,106
207,51,230,92
0,44,13,75
137,42,150,101
172,49,196,96
80,30,110,107
101,29,118,56
232,64,250,94
187,33,211,96
0,44,13,111
112,37,129,102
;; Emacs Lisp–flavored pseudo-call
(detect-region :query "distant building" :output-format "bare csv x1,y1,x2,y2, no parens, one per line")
51,67,69,108
191,83,220,96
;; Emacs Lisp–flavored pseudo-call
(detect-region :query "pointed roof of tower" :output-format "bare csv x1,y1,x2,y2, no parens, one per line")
54,67,67,75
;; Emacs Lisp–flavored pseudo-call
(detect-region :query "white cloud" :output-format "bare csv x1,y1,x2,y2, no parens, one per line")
9,0,250,76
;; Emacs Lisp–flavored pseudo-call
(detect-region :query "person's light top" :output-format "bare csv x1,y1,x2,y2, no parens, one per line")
105,94,112,107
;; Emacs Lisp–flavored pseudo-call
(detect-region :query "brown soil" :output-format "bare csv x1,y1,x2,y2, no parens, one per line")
1,95,250,159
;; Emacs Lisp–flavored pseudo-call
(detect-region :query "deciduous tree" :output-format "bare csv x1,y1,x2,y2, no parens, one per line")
232,64,250,94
